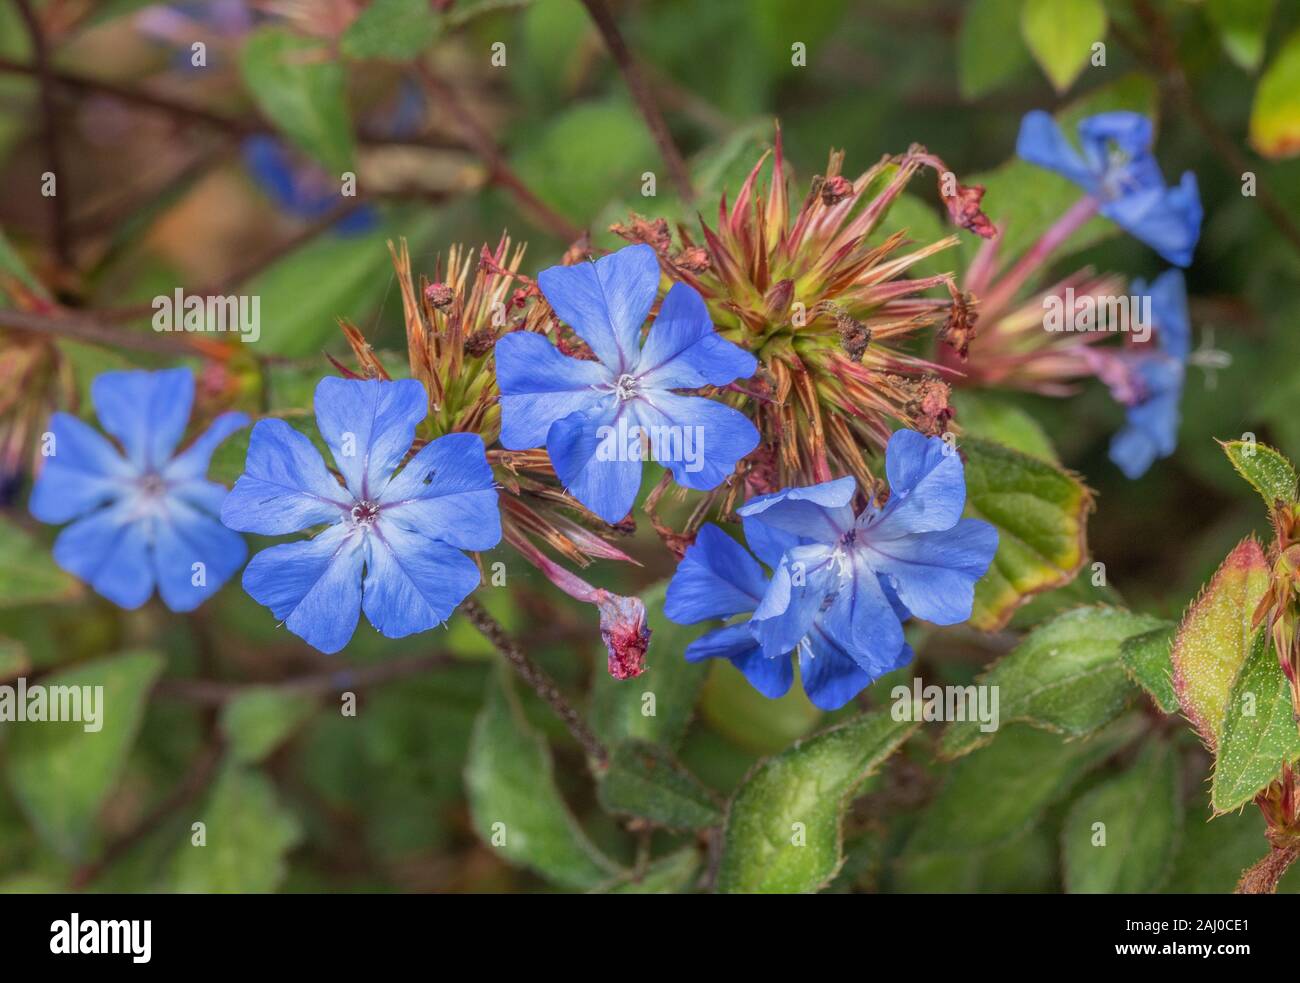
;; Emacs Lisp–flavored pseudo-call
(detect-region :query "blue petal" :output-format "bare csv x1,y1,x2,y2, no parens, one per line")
749,542,838,659
162,411,249,484
742,514,803,570
153,500,247,612
1076,111,1154,171
92,368,194,471
865,517,999,625
664,523,768,624
1109,358,1183,479
221,418,350,535
51,501,155,609
546,402,644,524
634,282,757,389
29,412,133,524
313,377,427,500
1016,110,1096,190
377,432,500,551
818,555,907,671
242,524,365,654
736,476,857,543
536,243,660,373
1103,171,1201,268
685,623,794,699
633,392,759,491
871,429,966,534
1143,268,1191,360
362,524,482,638
494,331,610,449
800,627,912,711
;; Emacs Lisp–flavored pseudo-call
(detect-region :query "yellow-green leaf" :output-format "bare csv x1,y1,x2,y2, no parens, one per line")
1020,0,1107,93
1221,438,1299,510
1249,29,1300,158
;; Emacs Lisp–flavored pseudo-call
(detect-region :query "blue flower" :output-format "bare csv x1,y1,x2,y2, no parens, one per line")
29,368,249,611
1017,111,1202,267
220,378,500,654
242,136,376,235
1107,270,1189,479
495,243,760,524
664,430,998,710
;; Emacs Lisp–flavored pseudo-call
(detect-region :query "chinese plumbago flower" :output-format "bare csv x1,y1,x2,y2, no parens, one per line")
495,242,760,524
220,377,500,654
29,368,248,611
1096,269,1191,479
664,430,998,709
1016,110,1202,267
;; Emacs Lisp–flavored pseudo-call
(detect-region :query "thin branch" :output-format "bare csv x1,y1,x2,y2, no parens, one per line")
461,597,609,766
0,306,206,353
415,63,584,242
12,1,74,272
1133,0,1300,259
580,0,694,202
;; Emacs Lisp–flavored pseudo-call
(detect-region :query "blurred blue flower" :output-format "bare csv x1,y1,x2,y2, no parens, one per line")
29,369,248,611
495,243,759,524
242,136,376,235
1017,110,1202,267
1107,269,1190,479
664,430,997,710
221,378,500,654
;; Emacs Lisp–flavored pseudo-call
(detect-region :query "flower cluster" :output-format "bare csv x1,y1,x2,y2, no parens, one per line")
664,431,997,708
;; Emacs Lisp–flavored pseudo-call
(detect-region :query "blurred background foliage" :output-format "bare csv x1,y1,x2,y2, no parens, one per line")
1,0,1299,893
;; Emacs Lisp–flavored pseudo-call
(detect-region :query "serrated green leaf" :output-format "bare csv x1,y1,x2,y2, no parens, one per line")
1062,740,1181,892
962,437,1093,631
958,0,1032,99
340,0,442,61
1120,623,1179,714
943,605,1164,758
1221,438,1298,510
0,516,79,609
1212,629,1300,813
1207,0,1275,72
239,27,354,174
1172,537,1270,748
5,651,163,860
589,583,707,750
1020,0,1107,93
220,688,319,764
1250,29,1300,158
172,761,302,892
598,740,722,830
716,710,916,893
908,721,1137,855
466,672,623,889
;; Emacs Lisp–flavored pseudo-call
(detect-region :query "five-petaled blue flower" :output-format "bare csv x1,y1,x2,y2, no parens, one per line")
221,377,500,654
494,243,760,524
1017,110,1202,268
1109,269,1190,479
29,368,248,611
664,430,998,710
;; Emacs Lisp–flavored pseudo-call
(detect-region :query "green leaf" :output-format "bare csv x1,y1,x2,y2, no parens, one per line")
5,651,163,860
958,0,1032,99
1120,623,1179,714
1166,803,1300,893
172,761,302,892
895,827,1055,892
0,516,79,609
598,740,722,830
465,672,624,889
1062,740,1181,893
716,710,916,893
239,27,354,174
962,437,1093,631
1212,629,1300,813
1250,29,1300,158
1207,0,1275,72
0,639,27,682
604,847,701,894
1020,0,1106,93
220,688,319,764
340,0,442,61
589,583,707,750
1221,438,1299,510
908,721,1137,855
1171,537,1270,748
953,391,1058,462
942,605,1165,758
